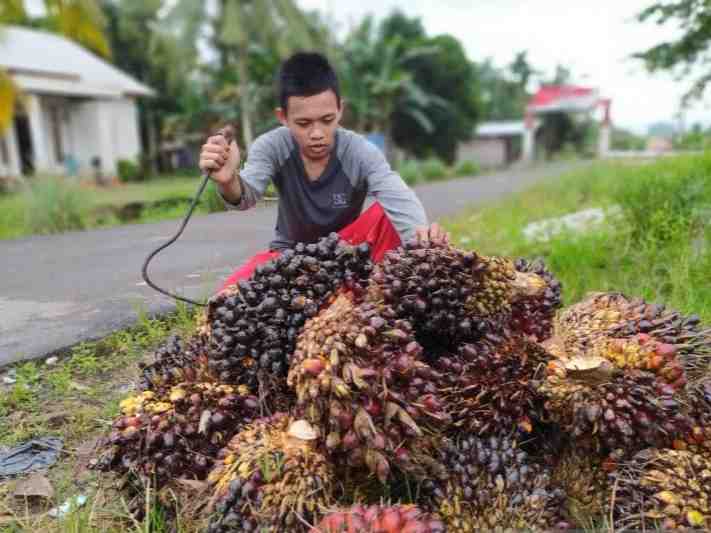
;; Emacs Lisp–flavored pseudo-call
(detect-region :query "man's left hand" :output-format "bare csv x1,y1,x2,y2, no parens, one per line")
415,222,450,246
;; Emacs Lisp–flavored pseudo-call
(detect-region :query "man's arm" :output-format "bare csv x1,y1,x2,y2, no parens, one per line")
199,132,275,210
357,137,449,244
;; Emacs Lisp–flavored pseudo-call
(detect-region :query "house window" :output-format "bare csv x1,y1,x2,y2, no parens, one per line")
49,106,64,163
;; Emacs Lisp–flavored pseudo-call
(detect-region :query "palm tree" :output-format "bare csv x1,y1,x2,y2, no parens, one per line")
0,0,110,134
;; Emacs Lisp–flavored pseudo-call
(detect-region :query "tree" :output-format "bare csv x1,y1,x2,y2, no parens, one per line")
635,1,711,101
509,51,538,90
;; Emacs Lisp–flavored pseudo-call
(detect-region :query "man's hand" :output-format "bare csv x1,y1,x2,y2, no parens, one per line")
199,134,241,185
415,222,450,246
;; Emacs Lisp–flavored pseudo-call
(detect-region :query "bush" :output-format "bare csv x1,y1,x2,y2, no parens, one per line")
117,159,143,182
397,160,422,185
420,157,448,181
454,160,480,177
24,177,87,234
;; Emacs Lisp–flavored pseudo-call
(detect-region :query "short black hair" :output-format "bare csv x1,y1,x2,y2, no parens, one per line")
278,52,341,111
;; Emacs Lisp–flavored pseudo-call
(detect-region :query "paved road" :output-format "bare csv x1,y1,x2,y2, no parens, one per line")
0,162,578,366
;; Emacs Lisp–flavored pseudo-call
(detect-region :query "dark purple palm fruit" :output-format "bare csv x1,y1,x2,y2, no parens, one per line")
511,257,562,342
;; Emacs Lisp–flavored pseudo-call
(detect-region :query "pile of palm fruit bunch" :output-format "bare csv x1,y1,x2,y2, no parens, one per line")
93,235,711,532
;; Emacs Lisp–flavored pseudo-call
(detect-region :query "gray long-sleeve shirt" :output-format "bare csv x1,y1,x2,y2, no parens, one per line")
224,127,427,250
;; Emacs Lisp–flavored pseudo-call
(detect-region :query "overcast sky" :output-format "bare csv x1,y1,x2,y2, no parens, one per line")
299,0,711,134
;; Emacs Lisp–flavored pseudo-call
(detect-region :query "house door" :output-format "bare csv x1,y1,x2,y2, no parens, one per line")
14,114,34,176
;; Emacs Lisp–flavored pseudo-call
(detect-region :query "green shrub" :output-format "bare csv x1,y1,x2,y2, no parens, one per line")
420,157,448,181
117,159,143,182
397,159,422,185
24,177,87,234
454,160,480,177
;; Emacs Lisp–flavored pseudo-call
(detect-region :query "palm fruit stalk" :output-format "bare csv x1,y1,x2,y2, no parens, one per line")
367,243,547,350
422,432,569,532
94,382,260,484
137,333,215,392
550,445,611,520
434,337,550,437
206,233,373,385
553,292,711,378
312,504,445,533
287,292,450,483
539,355,690,456
510,257,562,342
610,447,711,530
207,416,335,533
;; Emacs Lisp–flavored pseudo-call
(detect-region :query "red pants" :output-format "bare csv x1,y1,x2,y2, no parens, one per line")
219,202,401,292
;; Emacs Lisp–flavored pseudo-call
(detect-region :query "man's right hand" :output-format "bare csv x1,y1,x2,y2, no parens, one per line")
199,134,241,185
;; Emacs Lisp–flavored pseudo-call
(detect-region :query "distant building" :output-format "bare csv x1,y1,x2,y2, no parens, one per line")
458,120,539,168
0,26,154,178
646,136,673,153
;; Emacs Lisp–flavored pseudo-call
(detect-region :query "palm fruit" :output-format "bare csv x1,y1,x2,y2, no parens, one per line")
590,333,687,392
137,333,215,391
674,377,711,457
287,292,450,482
312,504,445,533
207,416,335,533
434,337,550,437
511,257,562,342
553,292,710,378
550,445,611,519
367,243,546,349
539,355,690,455
610,448,711,530
206,233,373,385
423,432,569,532
94,382,260,484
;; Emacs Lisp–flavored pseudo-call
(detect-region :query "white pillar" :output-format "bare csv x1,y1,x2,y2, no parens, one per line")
95,100,116,177
598,99,611,158
25,94,51,173
2,122,22,176
522,110,535,162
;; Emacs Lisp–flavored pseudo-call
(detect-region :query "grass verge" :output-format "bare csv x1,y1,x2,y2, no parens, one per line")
444,154,711,321
0,303,200,532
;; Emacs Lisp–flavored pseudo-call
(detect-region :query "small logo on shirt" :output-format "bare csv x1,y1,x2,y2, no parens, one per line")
332,192,348,208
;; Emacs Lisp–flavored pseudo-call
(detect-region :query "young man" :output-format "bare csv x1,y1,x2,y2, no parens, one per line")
199,52,448,288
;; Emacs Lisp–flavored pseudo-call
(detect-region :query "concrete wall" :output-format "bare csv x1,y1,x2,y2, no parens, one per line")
458,138,507,168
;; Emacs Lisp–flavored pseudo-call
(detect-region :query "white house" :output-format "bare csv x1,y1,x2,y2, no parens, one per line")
0,26,154,178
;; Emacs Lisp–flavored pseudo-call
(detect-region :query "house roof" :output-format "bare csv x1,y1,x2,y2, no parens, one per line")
0,26,154,98
475,120,539,137
528,85,599,113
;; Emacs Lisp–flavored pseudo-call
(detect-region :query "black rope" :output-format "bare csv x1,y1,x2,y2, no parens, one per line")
141,172,212,307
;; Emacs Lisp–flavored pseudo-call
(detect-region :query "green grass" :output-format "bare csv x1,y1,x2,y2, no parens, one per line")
444,154,711,321
0,175,220,240
0,303,200,532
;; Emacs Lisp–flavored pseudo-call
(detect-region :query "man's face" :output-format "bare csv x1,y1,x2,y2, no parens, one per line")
277,90,342,161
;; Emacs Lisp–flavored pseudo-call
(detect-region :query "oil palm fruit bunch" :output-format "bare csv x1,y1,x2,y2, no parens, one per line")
287,292,450,482
590,334,687,393
312,504,445,533
206,233,373,385
610,447,711,530
95,382,259,484
423,432,569,532
539,355,690,455
510,258,562,341
207,416,335,533
367,243,541,349
554,292,710,378
137,333,214,392
434,337,550,437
